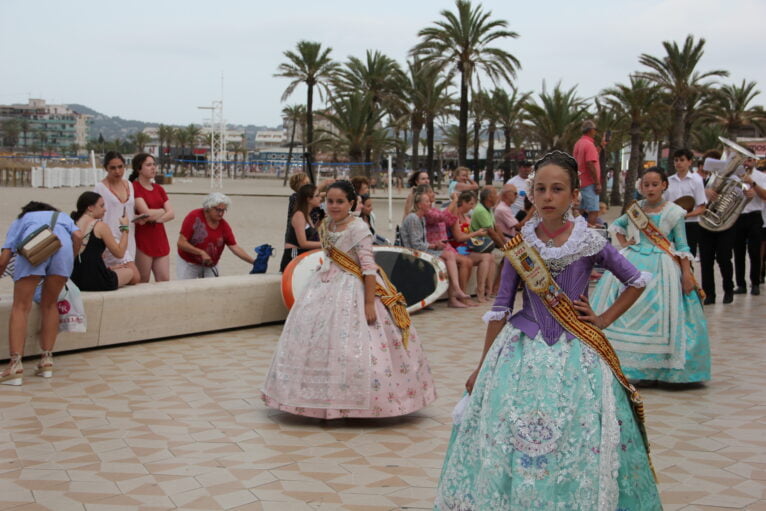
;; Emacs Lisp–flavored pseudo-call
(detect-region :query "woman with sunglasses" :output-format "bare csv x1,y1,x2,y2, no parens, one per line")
176,192,254,279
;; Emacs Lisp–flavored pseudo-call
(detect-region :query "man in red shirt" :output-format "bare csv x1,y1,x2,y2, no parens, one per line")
573,120,601,225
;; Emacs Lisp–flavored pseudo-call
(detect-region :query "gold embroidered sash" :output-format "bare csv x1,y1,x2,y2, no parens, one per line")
320,222,411,349
625,201,705,300
502,234,655,472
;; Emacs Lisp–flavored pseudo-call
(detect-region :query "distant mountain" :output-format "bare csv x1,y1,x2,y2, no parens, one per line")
66,104,279,149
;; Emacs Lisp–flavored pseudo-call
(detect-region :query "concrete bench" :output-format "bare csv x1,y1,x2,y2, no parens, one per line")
0,275,289,358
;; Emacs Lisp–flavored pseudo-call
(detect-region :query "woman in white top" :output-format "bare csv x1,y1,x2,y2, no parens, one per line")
93,151,140,278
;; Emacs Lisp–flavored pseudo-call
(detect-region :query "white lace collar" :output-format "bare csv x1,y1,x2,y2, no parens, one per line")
521,216,605,261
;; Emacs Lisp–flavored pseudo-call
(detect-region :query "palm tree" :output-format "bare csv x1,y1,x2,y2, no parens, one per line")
482,90,504,185
470,92,487,182
335,50,404,166
442,123,475,156
602,75,661,207
1,119,21,150
131,131,151,153
709,80,765,139
158,124,175,171
317,92,396,177
638,35,728,165
692,124,727,154
185,124,203,175
524,82,588,152
281,104,306,185
19,119,30,150
334,50,404,110
683,86,717,149
412,0,520,165
493,87,530,181
403,59,428,171
275,40,340,184
420,67,454,183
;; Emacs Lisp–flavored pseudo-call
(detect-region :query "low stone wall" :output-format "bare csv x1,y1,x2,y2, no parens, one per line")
0,275,289,359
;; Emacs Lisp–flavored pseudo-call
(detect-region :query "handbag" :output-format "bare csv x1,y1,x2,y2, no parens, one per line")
467,235,495,253
18,212,62,266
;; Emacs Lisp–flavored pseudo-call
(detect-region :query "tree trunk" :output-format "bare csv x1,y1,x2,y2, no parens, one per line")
485,122,495,186
503,127,512,182
473,119,481,183
599,143,609,203
411,119,422,171
623,123,643,211
667,100,684,173
426,116,435,184
610,150,622,206
458,69,468,166
282,119,297,186
306,84,316,184
396,128,407,170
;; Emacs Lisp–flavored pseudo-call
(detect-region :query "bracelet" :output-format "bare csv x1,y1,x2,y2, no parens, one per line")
119,226,129,232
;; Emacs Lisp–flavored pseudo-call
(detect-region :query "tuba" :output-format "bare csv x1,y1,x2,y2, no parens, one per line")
699,137,756,232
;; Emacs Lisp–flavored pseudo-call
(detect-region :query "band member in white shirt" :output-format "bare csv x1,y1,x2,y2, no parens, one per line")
733,156,766,296
664,149,707,257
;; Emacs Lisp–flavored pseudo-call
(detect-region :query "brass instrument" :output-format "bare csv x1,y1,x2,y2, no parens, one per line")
699,137,756,232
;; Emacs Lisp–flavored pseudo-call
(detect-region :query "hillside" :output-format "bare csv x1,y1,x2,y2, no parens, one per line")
67,104,279,148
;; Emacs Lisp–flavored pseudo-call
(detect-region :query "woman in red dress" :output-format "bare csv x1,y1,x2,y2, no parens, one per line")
129,153,175,282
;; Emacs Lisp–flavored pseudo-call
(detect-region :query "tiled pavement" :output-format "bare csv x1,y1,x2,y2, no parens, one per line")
1,291,765,510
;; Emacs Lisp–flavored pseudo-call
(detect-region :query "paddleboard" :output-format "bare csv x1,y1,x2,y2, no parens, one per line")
281,246,448,313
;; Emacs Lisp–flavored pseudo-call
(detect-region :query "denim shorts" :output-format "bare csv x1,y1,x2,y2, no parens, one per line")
580,184,599,213
12,244,74,281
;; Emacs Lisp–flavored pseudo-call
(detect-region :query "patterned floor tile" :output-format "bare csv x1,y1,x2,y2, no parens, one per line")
1,283,766,509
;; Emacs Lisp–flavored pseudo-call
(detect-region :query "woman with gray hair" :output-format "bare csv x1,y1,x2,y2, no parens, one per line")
176,192,254,278
400,189,473,308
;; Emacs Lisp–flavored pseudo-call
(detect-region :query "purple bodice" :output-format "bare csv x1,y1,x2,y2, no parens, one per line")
487,218,648,346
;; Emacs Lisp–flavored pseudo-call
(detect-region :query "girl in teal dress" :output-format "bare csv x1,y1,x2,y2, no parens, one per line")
435,152,662,511
591,167,711,383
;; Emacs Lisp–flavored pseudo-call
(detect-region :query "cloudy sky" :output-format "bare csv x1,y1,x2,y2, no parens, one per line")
2,0,764,127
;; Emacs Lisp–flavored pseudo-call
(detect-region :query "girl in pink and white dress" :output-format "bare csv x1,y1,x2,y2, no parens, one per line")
262,181,436,419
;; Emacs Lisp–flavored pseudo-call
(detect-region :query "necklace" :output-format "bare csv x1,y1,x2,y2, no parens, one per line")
643,199,665,213
540,220,571,248
329,214,353,232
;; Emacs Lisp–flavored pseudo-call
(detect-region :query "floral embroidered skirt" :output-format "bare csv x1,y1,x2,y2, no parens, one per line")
435,325,662,510
261,270,436,419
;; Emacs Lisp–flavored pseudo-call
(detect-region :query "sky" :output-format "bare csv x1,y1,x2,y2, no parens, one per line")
2,0,764,128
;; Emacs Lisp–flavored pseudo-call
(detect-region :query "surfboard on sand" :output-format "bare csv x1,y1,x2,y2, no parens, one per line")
281,246,448,313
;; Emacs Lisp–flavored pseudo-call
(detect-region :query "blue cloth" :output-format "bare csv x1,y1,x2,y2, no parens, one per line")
435,327,662,510
580,184,599,212
2,211,78,281
251,244,274,274
591,204,711,383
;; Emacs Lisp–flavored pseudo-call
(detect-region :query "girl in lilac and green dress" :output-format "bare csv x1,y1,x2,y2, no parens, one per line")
434,152,662,510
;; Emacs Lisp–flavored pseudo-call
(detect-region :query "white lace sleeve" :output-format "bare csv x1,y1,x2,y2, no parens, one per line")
673,250,694,262
627,271,653,288
608,223,627,237
482,307,510,324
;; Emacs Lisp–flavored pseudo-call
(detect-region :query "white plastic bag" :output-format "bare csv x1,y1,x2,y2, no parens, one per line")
57,280,86,333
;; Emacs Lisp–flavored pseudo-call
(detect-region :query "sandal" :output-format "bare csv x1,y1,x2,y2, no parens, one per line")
0,354,23,386
35,351,53,378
